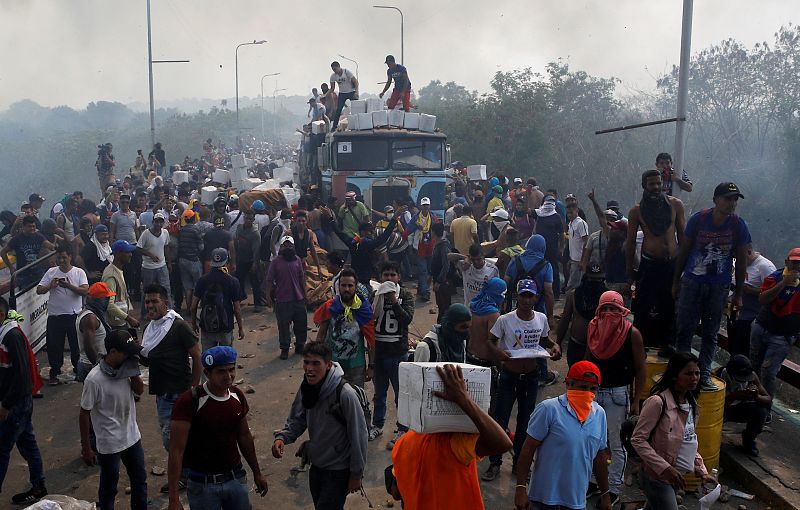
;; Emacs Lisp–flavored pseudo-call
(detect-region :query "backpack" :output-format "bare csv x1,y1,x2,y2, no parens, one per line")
620,393,666,458
330,380,372,428
199,280,231,333
505,255,549,311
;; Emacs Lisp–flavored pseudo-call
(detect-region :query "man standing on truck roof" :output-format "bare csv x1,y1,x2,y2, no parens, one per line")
329,61,360,130
379,55,411,112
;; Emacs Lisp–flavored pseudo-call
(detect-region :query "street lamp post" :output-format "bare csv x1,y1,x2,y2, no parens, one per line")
260,72,280,142
337,54,360,80
373,5,404,64
273,87,287,148
235,39,267,132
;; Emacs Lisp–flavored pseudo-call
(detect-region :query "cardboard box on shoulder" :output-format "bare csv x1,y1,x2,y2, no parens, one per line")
467,165,487,180
372,110,389,128
311,120,327,134
388,109,405,127
172,170,189,185
230,166,249,182
234,178,264,192
349,99,367,114
201,186,221,205
272,167,294,184
212,168,230,184
231,154,247,168
419,114,436,133
403,112,420,130
357,113,374,130
398,362,491,434
367,98,384,112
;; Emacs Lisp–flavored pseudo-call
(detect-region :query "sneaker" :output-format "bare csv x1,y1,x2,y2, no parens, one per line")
386,430,406,450
481,463,501,482
765,412,772,425
294,345,305,355
586,482,601,497
700,377,718,391
47,377,61,386
12,485,47,505
742,433,759,457
279,349,289,360
368,426,384,441
160,480,186,494
539,370,559,387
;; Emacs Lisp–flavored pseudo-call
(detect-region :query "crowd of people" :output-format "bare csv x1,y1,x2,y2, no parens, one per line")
0,142,797,510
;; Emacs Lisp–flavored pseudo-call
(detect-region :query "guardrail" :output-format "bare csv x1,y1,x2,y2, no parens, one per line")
8,251,57,353
718,328,800,389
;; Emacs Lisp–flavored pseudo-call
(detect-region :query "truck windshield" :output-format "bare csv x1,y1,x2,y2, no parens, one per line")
335,140,388,170
391,140,442,170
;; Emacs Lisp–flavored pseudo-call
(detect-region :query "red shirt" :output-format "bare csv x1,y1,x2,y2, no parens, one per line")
172,384,249,473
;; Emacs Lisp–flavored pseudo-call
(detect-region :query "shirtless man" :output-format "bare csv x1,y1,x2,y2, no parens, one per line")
626,170,686,355
555,267,608,366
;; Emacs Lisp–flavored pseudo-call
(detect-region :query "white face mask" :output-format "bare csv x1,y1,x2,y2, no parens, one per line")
279,218,291,228
493,220,509,231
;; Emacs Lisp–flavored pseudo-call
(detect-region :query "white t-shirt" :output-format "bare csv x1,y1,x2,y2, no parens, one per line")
39,266,88,315
674,402,698,473
330,68,356,94
462,261,499,305
137,228,170,269
490,310,550,358
80,365,141,455
568,217,589,262
254,214,271,232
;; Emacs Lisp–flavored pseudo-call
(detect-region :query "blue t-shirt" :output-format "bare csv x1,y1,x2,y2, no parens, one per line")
683,209,751,285
527,395,607,509
387,64,410,91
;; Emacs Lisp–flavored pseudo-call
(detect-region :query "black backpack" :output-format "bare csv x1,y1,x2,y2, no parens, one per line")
330,380,372,428
505,255,548,311
199,280,230,333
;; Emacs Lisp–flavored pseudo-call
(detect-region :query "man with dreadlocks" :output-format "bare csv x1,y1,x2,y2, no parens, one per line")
555,265,609,366
626,170,686,356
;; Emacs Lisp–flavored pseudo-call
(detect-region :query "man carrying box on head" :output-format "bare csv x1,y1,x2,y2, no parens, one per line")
390,364,512,510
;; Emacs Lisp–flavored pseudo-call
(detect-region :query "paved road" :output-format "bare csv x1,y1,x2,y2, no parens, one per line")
4,297,767,509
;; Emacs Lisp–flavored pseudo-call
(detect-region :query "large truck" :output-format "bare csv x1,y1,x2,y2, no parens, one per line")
314,128,450,215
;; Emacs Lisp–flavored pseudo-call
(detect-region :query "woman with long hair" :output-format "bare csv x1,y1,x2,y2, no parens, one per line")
631,352,716,510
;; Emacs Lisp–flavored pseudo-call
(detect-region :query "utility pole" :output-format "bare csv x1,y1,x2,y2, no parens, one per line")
235,40,267,133
260,72,280,141
373,6,404,64
273,87,287,148
673,0,694,181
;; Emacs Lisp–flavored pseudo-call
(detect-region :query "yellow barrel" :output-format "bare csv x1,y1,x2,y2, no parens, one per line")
684,375,726,491
639,350,668,401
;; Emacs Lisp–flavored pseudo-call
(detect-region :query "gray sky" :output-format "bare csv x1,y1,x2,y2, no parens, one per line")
0,0,794,111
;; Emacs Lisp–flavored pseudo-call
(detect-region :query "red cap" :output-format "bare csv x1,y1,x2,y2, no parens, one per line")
87,282,116,299
788,248,800,261
567,360,601,385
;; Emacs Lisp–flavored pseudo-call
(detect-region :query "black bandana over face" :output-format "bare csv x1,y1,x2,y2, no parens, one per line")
640,190,672,237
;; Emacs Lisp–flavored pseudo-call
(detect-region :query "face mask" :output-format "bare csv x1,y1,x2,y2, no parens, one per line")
493,220,508,231
566,389,595,423
279,218,291,228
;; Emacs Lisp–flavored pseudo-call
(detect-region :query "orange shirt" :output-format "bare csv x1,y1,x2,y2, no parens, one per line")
392,431,483,510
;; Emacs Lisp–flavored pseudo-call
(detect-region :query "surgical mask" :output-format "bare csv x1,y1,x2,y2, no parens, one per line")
566,389,595,423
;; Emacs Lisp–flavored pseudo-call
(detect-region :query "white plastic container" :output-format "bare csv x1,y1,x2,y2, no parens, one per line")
403,112,420,130
467,165,487,180
172,170,189,185
357,113,374,130
349,99,367,114
398,362,492,434
367,98,384,112
201,186,221,204
346,114,359,131
419,114,437,133
272,167,294,183
388,109,405,127
372,110,389,128
312,120,327,134
212,168,230,184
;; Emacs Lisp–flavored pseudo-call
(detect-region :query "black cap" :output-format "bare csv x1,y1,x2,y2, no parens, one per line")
28,193,45,203
606,200,619,210
104,329,143,358
384,54,396,64
713,182,744,199
727,354,753,379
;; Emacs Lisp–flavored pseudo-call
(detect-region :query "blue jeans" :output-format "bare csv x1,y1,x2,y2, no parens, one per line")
0,396,45,492
416,254,432,296
372,352,408,431
141,265,171,315
490,369,539,465
97,440,147,510
331,91,357,129
750,322,792,398
156,393,182,451
594,387,628,494
674,279,728,378
187,474,250,510
640,468,678,510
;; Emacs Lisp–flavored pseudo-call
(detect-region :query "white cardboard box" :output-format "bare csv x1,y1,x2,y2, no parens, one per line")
231,154,247,168
172,170,189,185
467,165,487,181
372,110,389,127
398,362,491,434
419,113,437,133
201,186,221,205
212,168,230,184
367,98,384,112
230,166,249,182
312,120,327,134
388,109,405,127
346,114,359,131
403,112,420,130
233,178,263,192
357,113,374,130
349,99,367,114
272,166,294,183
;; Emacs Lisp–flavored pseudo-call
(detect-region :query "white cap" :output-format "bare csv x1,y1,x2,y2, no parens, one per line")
514,177,523,184
279,235,294,245
490,208,510,220
420,197,431,205
154,212,166,220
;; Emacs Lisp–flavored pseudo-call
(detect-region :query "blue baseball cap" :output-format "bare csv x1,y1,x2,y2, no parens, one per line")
111,240,137,253
517,278,539,295
202,346,238,368
94,224,109,233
